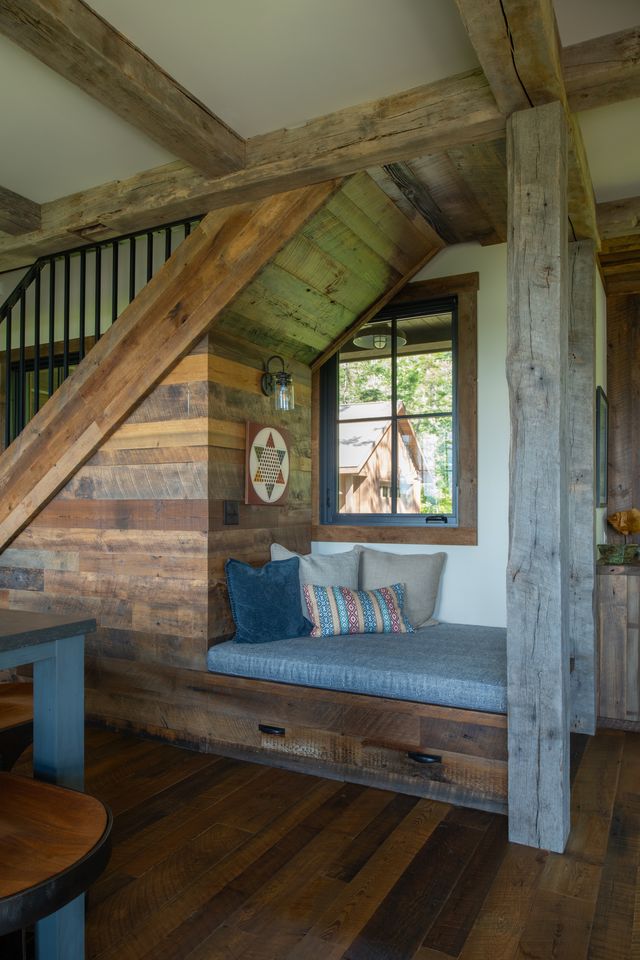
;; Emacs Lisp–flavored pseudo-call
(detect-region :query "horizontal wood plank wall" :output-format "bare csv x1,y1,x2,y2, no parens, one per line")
205,331,313,646
0,339,211,669
0,333,313,669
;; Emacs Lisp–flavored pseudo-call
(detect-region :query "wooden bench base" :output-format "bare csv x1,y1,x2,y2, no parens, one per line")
86,658,508,814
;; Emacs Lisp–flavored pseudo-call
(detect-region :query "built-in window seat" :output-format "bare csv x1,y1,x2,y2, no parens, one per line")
207,623,507,714
205,623,508,814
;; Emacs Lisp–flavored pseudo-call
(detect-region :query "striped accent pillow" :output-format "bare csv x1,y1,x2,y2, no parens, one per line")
303,583,414,637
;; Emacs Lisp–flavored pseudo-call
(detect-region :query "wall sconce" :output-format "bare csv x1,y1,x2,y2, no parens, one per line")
261,355,295,411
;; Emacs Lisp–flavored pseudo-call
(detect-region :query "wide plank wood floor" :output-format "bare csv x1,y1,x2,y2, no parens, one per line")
9,726,640,959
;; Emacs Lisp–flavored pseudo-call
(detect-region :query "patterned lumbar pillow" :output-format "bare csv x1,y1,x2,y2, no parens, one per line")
303,583,414,638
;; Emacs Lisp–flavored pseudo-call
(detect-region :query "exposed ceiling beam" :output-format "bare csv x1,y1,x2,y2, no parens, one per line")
0,0,245,178
0,69,505,270
597,196,640,240
564,26,640,112
0,184,41,235
599,237,640,295
453,0,599,243
0,16,636,272
453,0,564,115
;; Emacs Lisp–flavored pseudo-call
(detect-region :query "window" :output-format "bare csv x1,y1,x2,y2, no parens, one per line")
314,273,478,545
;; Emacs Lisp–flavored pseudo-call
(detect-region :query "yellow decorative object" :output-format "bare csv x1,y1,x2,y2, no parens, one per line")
607,508,640,536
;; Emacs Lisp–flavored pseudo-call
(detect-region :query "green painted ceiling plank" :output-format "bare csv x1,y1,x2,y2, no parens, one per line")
237,270,353,343
224,284,340,351
258,262,362,335
274,232,381,314
300,206,399,294
327,191,418,274
341,172,435,261
216,308,320,365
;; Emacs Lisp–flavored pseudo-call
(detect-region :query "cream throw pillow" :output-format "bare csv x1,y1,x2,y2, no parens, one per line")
270,543,360,615
358,548,445,628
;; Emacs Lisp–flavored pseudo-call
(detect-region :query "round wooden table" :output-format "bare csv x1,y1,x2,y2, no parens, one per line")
0,773,111,937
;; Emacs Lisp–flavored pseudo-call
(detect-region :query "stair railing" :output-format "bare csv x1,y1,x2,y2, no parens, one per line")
0,215,201,450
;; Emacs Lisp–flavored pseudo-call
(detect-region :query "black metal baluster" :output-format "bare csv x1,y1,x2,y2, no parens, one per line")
129,236,136,303
94,245,102,343
4,308,11,447
63,254,70,379
18,293,26,432
184,221,191,238
164,226,171,261
111,240,119,325
79,250,86,360
34,268,41,413
48,259,55,399
146,232,153,282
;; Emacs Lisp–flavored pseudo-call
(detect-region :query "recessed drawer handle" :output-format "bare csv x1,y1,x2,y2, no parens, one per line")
407,751,442,764
259,723,286,736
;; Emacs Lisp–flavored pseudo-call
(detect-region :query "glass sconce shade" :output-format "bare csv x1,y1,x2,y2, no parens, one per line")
261,355,295,411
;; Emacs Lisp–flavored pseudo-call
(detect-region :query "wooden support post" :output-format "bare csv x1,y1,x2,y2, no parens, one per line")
506,101,570,852
568,240,597,733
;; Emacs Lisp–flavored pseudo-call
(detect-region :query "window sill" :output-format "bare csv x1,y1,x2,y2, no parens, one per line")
312,523,478,546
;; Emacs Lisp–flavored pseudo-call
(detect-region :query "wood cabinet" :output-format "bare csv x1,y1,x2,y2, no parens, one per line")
597,566,640,726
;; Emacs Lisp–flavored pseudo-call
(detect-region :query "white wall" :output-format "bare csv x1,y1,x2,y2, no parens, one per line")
314,242,510,628
0,267,27,307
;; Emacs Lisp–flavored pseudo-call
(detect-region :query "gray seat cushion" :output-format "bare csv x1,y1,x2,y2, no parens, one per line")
207,622,507,714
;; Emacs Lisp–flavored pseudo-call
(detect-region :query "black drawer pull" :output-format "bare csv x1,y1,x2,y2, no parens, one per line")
407,751,442,764
259,723,286,737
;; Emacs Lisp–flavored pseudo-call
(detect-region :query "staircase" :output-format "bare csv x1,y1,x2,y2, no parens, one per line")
0,215,200,450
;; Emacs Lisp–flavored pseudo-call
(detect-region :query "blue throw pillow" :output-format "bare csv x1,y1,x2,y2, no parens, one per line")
225,556,313,644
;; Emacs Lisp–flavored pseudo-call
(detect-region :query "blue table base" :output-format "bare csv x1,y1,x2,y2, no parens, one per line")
1,634,85,960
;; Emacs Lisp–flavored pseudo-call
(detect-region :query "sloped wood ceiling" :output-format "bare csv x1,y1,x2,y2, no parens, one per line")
0,172,442,552
216,172,441,364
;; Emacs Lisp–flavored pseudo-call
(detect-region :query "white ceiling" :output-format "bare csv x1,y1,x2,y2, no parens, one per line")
0,0,637,209
87,0,479,138
554,0,639,45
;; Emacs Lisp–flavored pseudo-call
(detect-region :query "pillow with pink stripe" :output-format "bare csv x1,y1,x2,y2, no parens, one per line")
302,582,414,637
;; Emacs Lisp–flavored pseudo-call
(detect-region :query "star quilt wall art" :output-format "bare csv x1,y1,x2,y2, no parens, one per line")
245,421,291,505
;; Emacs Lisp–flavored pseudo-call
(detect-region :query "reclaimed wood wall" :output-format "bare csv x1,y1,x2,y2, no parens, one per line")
0,332,312,670
607,292,640,538
597,566,640,727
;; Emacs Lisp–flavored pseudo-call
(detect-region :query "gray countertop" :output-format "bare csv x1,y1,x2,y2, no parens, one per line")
0,609,96,652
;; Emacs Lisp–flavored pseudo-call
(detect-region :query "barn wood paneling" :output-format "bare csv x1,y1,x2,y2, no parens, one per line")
606,293,640,538
0,334,312,670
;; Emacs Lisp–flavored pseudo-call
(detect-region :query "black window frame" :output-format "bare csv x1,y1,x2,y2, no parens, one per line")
319,294,459,528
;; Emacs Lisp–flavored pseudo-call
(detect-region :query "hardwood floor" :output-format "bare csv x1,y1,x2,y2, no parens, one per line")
11,726,640,959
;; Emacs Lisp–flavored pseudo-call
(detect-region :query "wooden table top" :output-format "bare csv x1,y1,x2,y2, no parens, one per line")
0,773,109,898
0,610,96,653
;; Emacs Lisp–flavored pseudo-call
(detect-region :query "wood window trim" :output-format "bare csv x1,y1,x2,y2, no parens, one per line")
312,272,478,546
